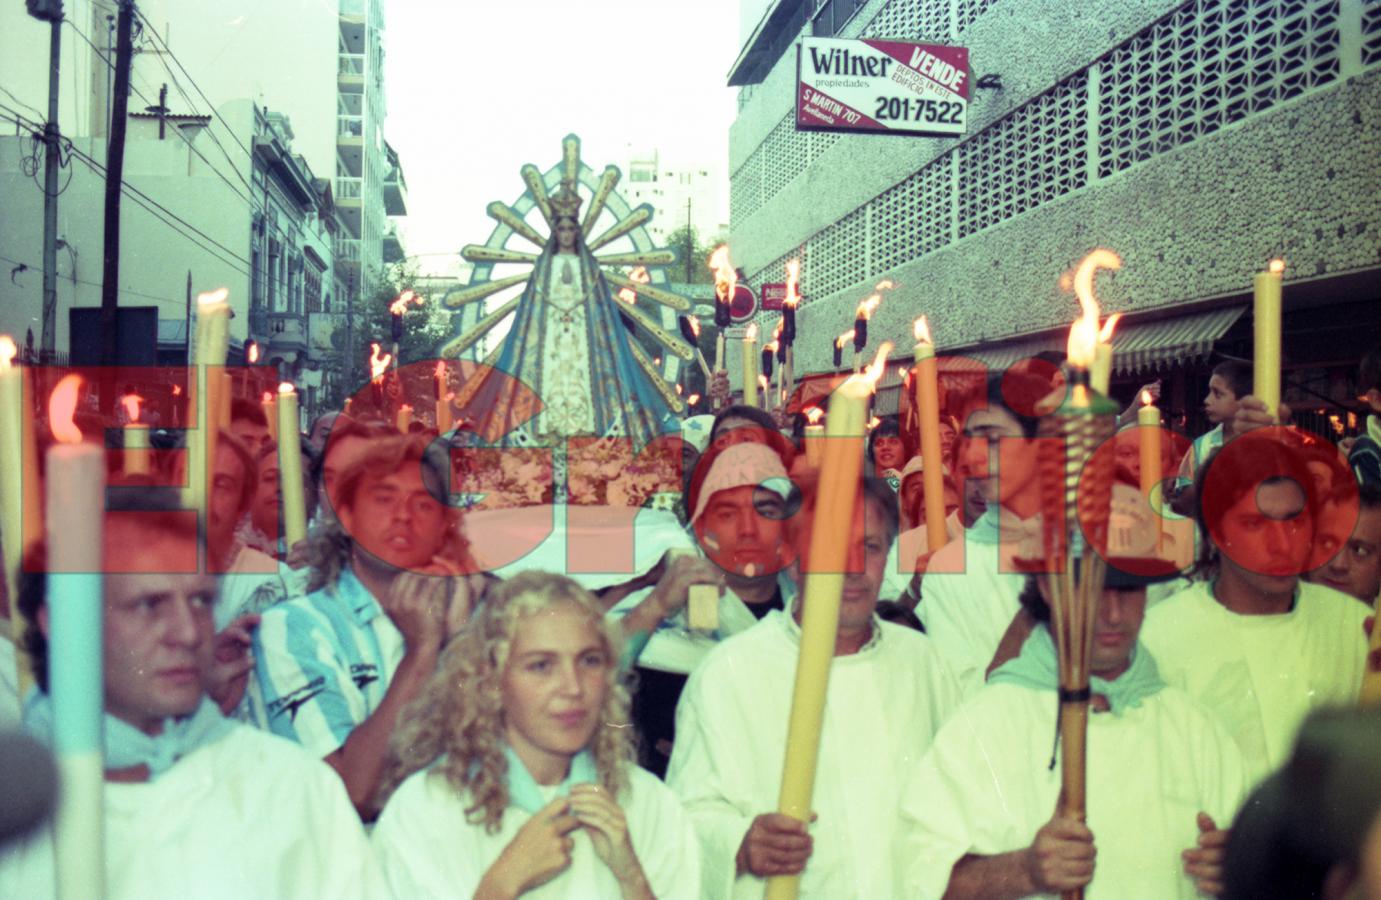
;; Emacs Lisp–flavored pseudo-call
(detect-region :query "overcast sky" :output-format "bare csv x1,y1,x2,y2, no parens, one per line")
385,0,741,275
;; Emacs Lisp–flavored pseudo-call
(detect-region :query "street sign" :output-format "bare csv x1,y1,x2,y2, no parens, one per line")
796,37,969,137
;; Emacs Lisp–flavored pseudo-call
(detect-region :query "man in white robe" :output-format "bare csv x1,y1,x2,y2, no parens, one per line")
900,556,1245,898
667,477,960,899
1,499,380,899
1141,436,1370,786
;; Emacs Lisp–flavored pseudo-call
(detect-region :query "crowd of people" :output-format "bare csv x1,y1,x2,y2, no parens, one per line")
0,341,1379,899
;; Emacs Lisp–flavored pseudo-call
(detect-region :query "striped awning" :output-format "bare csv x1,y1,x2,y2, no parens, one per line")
958,305,1245,375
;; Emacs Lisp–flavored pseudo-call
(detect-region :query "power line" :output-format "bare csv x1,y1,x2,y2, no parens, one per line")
0,250,191,309
3,104,251,275
63,16,260,211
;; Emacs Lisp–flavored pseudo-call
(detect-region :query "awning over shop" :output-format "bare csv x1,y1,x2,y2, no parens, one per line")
959,305,1246,376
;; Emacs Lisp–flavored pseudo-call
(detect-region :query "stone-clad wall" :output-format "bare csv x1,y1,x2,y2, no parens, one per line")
726,0,1381,377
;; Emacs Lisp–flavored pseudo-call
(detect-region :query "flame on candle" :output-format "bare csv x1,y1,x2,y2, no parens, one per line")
198,287,229,311
687,316,701,337
784,259,801,308
262,391,274,405
860,342,894,388
0,336,15,369
745,323,758,342
389,290,423,316
1329,414,1343,436
675,383,683,396
763,339,779,354
867,416,881,430
1268,258,1285,275
369,342,392,381
278,382,295,396
1349,411,1358,430
1098,312,1122,344
709,245,736,304
1068,248,1121,369
913,315,932,345
688,393,701,405
434,360,447,383
898,367,909,381
172,384,182,397
617,266,649,305
50,374,83,444
805,406,824,425
247,342,259,363
757,374,769,391
120,394,143,424
1141,388,1154,406
836,329,855,350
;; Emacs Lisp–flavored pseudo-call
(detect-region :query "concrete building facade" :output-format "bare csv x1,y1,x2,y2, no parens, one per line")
727,0,1381,429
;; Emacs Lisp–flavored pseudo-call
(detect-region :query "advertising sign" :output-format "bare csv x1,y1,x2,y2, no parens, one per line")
728,283,757,323
797,37,969,137
760,282,786,312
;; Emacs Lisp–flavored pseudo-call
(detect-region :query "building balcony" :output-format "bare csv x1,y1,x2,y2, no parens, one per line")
383,168,407,217
338,53,365,92
335,236,361,273
268,311,308,354
382,224,405,264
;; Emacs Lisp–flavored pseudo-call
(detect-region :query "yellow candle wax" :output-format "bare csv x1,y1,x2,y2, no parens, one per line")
804,423,824,466
396,404,413,433
188,290,231,514
1137,400,1161,501
123,424,151,476
263,394,278,444
742,325,759,408
276,384,307,548
0,338,25,605
1253,260,1284,415
436,397,453,434
913,323,948,554
767,366,874,900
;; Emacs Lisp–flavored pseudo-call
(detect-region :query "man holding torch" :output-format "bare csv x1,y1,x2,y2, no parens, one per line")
666,476,959,899
897,482,1245,899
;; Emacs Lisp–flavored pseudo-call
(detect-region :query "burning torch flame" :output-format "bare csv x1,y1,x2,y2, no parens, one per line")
369,342,392,381
198,287,229,310
1098,312,1122,344
745,323,758,342
784,259,801,308
855,293,882,321
172,384,182,397
120,394,143,424
50,374,83,444
1140,388,1154,407
772,319,783,341
867,416,881,430
860,342,894,389
278,382,295,396
1068,248,1122,369
913,315,932,345
247,343,259,363
763,339,779,354
709,246,736,303
687,316,701,337
389,290,423,317
757,375,769,392
1330,414,1344,436
1269,258,1285,274
434,360,446,381
836,329,855,350
805,407,824,425
688,393,701,405
0,336,16,369
617,266,649,305
675,383,683,396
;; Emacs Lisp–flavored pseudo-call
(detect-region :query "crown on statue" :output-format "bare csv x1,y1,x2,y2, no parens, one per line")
549,181,582,219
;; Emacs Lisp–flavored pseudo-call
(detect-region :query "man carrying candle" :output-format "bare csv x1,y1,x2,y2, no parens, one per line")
249,433,489,816
897,483,1245,898
916,371,1054,696
3,494,382,897
666,476,959,899
1142,430,1370,786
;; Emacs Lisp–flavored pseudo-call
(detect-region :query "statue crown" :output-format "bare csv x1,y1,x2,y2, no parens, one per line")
550,181,582,218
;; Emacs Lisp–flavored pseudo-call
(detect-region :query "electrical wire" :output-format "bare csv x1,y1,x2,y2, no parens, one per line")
0,250,191,309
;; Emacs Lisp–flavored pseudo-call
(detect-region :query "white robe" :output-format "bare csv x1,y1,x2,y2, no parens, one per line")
897,682,1245,899
372,763,700,899
1140,580,1369,785
917,536,1026,696
0,725,382,899
666,610,961,899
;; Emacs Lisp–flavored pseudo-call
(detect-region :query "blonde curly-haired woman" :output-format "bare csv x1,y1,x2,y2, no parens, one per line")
372,571,700,899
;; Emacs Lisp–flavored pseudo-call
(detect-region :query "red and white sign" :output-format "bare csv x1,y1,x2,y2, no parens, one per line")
797,37,969,137
728,284,757,323
760,282,786,312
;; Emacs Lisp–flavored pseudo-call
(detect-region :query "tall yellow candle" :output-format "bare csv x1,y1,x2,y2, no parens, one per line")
1137,392,1161,501
0,337,26,606
912,317,948,554
262,391,279,445
188,289,231,515
1253,259,1284,415
396,404,413,433
767,344,891,900
121,396,151,477
803,408,825,467
742,323,759,408
276,384,308,548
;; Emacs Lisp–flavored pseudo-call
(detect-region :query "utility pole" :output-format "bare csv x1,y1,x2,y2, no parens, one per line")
27,0,63,360
684,197,692,283
100,0,134,373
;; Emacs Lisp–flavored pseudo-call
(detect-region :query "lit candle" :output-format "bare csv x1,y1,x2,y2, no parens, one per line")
1090,313,1121,395
768,344,891,900
912,316,948,554
803,407,825,467
262,391,278,445
45,374,107,900
120,394,151,476
709,246,735,372
1137,390,1161,501
1253,259,1285,415
1,336,29,604
188,289,231,514
833,330,853,371
396,403,413,433
276,383,307,548
742,323,759,408
369,342,391,409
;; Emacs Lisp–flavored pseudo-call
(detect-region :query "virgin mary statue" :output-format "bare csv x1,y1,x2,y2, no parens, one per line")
456,177,681,450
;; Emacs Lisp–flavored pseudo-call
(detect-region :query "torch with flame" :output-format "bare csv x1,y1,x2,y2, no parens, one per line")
1067,249,1121,372
710,246,735,374
388,290,424,360
677,314,712,380
617,266,649,305
782,259,801,345
370,342,392,407
833,329,854,370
